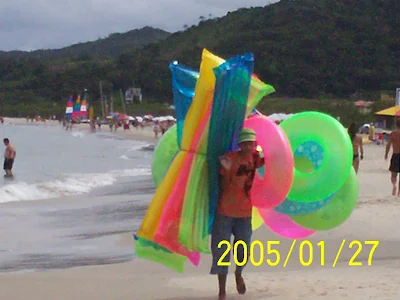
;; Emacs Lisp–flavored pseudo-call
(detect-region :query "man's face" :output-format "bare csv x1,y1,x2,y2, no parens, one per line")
239,141,255,154
3,141,8,146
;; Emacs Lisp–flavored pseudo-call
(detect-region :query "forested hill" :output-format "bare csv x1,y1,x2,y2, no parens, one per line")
1,0,400,112
0,26,171,60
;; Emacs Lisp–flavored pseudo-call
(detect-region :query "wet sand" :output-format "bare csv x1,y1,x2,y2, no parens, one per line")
0,174,155,273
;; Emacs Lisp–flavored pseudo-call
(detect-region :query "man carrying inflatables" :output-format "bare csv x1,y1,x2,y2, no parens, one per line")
210,128,265,300
385,119,400,196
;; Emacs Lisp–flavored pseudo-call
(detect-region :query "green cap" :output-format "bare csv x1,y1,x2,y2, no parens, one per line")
238,128,256,143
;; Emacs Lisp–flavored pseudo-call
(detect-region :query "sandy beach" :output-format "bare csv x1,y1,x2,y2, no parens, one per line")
1,117,400,299
3,117,160,144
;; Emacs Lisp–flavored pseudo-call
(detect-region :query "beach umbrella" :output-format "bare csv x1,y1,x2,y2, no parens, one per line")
128,116,135,121
136,116,143,122
119,114,129,120
144,114,154,120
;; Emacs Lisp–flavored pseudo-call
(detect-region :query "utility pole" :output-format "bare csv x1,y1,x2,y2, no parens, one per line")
99,81,105,119
120,89,127,115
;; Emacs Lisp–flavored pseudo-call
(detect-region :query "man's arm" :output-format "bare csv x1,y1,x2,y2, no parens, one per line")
385,134,392,160
219,154,234,190
10,149,16,159
255,151,265,168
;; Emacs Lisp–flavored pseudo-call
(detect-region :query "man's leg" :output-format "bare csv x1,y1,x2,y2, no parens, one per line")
6,160,13,177
3,160,7,176
232,217,252,295
391,172,397,196
398,174,400,197
210,214,233,300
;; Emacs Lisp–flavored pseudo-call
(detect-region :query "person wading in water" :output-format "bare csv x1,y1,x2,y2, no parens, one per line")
3,138,16,178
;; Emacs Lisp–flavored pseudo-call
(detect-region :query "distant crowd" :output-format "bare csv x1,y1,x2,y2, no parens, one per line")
95,116,176,138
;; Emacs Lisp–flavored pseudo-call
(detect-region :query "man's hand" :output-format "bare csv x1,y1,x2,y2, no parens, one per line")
219,156,232,171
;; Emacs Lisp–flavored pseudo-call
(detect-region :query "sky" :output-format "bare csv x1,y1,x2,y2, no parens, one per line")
0,0,277,52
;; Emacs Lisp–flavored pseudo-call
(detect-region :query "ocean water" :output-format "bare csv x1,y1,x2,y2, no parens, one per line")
0,123,153,202
0,123,156,272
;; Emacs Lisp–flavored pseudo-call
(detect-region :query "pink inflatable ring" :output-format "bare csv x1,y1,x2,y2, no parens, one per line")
244,116,294,209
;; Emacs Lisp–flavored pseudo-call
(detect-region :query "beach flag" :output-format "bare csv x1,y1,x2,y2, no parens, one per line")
80,96,88,118
72,95,81,118
65,96,73,118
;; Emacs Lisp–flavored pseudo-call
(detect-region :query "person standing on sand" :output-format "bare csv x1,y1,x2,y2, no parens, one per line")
3,138,16,177
385,120,400,196
210,128,264,300
153,121,160,139
369,122,375,141
348,122,363,173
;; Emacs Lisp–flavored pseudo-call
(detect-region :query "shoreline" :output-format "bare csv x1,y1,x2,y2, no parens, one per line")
2,117,161,145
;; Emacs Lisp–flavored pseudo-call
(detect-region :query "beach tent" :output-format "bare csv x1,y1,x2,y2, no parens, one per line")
375,106,400,116
267,113,294,122
165,115,176,121
375,106,400,129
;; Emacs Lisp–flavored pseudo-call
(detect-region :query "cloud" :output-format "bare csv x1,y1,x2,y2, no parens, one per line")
0,0,277,51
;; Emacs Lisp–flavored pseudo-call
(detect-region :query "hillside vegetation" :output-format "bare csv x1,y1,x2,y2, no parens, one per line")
0,0,399,121
0,26,170,60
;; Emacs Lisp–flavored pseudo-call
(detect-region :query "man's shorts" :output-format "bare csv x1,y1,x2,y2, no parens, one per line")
210,213,252,275
3,159,14,170
389,153,400,173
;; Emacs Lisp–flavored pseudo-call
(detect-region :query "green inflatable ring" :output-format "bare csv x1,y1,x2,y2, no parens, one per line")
290,167,358,230
151,124,179,187
280,112,352,202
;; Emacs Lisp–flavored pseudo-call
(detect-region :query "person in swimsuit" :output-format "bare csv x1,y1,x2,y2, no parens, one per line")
385,119,400,196
210,128,265,300
348,122,363,173
3,138,16,177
